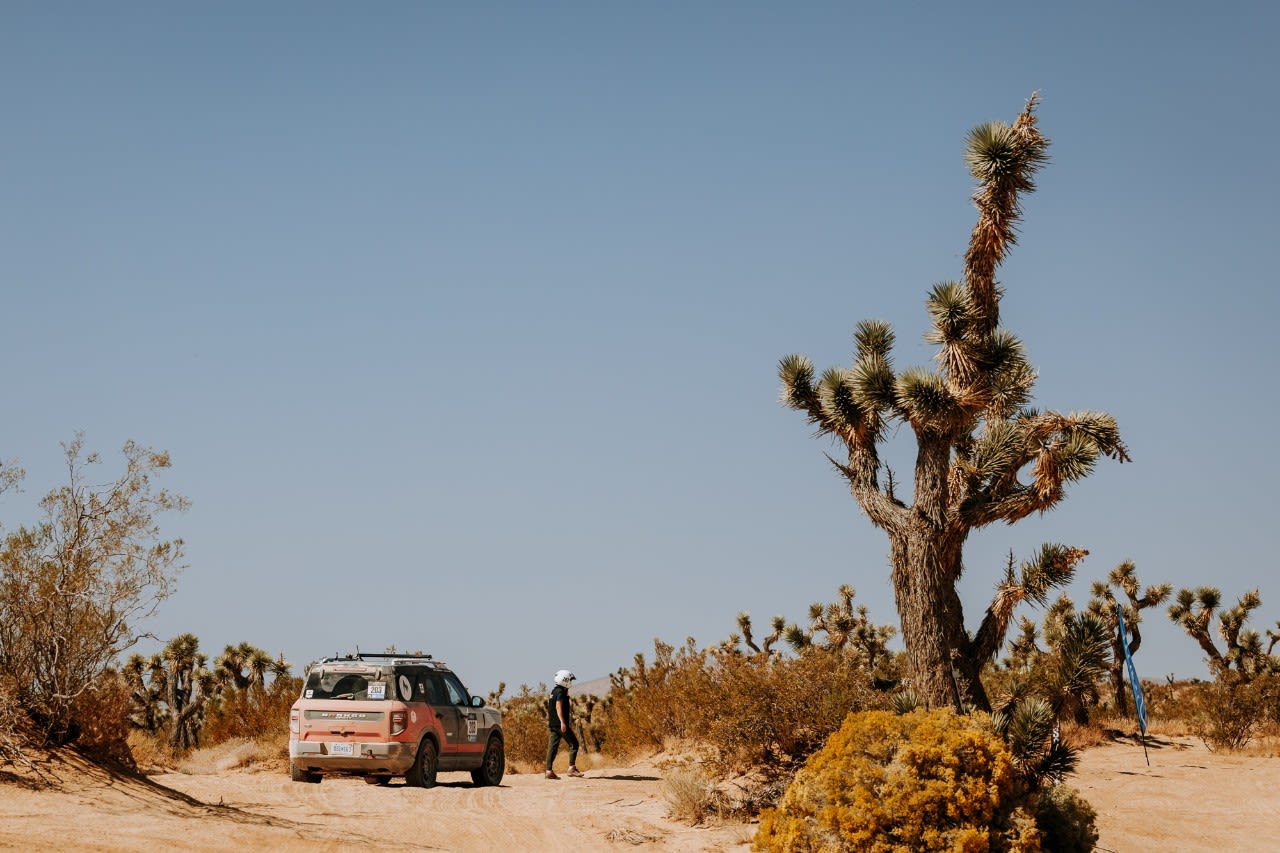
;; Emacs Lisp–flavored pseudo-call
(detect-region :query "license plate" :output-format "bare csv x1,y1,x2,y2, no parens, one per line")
328,742,354,756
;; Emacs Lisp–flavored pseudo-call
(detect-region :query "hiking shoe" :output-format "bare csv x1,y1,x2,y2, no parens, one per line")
566,767,584,777
545,770,560,780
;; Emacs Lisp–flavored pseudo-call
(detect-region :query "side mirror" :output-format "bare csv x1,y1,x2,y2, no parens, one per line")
470,695,485,708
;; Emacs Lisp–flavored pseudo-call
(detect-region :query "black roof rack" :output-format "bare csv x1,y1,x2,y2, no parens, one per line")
317,652,449,668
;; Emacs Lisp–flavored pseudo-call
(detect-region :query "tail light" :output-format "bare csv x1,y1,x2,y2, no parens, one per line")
290,708,299,735
390,710,407,736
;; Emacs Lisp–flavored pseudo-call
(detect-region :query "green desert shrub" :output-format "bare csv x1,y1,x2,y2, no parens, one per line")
755,708,1043,853
1186,674,1268,751
1034,783,1099,853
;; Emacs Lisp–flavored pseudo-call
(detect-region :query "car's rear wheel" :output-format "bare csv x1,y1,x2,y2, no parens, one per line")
405,738,437,788
290,761,321,784
470,735,505,786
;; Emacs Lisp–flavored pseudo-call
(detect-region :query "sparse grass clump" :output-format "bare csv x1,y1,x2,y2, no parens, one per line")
662,765,726,824
175,738,282,775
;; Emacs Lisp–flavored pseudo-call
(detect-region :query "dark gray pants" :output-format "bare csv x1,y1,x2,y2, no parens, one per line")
546,727,579,770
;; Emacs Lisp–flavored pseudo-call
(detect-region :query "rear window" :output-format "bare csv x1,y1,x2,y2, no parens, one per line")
303,671,389,701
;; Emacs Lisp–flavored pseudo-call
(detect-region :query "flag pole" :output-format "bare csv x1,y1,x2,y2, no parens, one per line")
1117,605,1150,767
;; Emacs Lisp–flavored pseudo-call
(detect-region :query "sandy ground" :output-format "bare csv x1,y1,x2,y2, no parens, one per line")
0,736,1276,852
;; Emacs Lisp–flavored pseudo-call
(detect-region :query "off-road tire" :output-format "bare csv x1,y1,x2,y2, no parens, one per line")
405,738,438,788
290,761,321,784
470,736,505,787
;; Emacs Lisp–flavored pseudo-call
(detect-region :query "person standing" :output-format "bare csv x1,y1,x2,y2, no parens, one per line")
545,669,583,779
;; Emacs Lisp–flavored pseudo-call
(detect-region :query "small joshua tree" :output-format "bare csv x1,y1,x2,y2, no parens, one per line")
1168,587,1279,681
782,584,896,676
1084,561,1171,717
736,611,785,659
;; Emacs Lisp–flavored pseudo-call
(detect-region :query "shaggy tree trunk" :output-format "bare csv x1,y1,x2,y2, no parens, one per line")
1108,660,1129,717
880,437,992,712
889,528,990,712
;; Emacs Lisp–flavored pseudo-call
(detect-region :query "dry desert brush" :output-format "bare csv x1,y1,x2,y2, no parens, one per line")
601,621,887,779
0,436,188,751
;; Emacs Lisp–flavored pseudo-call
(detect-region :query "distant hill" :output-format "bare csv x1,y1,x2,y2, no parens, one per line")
574,675,612,698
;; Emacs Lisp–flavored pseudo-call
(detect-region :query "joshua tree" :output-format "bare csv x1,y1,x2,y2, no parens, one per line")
1168,587,1279,682
121,653,168,734
131,634,218,750
736,611,786,658
1085,561,1171,716
215,641,289,692
778,94,1127,711
782,584,897,675
1003,616,1042,675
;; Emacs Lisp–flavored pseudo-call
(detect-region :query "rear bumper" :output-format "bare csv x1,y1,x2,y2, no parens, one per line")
290,739,415,775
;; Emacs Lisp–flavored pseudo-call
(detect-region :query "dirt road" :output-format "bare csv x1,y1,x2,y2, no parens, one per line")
1,736,1276,852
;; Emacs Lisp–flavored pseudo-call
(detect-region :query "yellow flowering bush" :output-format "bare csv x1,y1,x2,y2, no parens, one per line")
755,708,1042,853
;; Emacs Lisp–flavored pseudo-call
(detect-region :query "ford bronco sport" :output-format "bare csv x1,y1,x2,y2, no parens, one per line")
288,653,503,787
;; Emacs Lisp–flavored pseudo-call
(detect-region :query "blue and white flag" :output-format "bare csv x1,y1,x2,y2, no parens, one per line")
1116,605,1147,735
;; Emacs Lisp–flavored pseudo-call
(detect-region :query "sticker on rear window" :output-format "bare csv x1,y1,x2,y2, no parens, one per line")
368,682,386,700
305,689,314,698
399,675,412,699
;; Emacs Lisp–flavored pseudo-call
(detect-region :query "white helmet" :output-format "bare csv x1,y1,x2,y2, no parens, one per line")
554,669,576,688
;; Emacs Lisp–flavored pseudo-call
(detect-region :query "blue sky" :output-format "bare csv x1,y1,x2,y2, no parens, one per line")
3,3,1277,696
